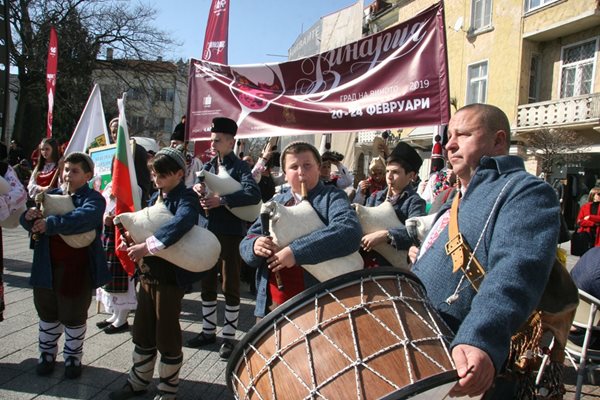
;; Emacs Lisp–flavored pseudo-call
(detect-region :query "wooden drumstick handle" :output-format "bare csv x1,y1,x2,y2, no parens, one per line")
260,211,283,291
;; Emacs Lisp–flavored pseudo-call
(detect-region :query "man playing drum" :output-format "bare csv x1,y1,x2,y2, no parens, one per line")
410,104,560,398
240,141,362,318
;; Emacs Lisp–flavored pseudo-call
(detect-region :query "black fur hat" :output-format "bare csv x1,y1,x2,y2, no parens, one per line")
387,142,422,173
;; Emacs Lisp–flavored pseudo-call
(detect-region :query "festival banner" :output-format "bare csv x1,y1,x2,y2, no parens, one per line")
46,26,58,138
202,0,229,64
187,2,449,140
194,0,230,155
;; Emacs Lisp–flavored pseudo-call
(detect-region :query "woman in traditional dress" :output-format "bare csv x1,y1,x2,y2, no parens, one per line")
27,138,61,199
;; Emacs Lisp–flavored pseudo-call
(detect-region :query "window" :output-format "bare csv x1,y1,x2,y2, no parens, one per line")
466,61,488,105
560,39,597,98
525,0,558,13
127,87,144,100
528,54,541,103
471,0,492,32
155,87,175,102
130,116,145,132
158,118,173,133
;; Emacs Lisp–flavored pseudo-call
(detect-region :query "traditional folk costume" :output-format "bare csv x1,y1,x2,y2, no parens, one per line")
0,162,28,321
363,185,426,267
362,142,426,268
119,151,205,399
188,149,261,357
412,155,560,398
20,176,109,378
27,161,59,198
95,182,137,333
240,180,363,318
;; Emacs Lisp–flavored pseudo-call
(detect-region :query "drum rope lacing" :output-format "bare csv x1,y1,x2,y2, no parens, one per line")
231,274,456,400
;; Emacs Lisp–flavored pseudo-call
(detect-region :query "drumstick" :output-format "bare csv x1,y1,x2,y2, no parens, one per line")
260,211,284,291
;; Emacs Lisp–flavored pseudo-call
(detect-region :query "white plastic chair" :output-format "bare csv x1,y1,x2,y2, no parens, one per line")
564,289,600,400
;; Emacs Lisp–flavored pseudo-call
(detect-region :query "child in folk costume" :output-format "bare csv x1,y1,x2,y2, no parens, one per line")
27,138,62,199
0,161,28,321
95,179,138,334
360,142,427,268
239,142,362,318
109,147,205,400
20,152,109,379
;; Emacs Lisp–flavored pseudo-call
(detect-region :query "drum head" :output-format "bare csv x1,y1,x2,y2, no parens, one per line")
227,267,458,400
378,370,482,400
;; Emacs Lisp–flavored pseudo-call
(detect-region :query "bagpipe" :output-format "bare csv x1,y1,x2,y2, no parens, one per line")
114,193,220,273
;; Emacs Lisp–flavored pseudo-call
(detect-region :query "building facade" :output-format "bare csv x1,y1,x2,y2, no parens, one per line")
92,53,188,145
362,0,599,201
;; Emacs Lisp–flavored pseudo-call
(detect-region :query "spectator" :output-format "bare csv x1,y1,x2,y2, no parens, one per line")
320,150,353,190
353,156,386,205
8,139,26,166
574,187,600,248
569,247,600,349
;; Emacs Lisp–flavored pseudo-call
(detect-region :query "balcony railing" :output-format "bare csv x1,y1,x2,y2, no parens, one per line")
516,93,600,131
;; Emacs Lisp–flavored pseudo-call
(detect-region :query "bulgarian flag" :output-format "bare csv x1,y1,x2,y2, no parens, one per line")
112,97,141,275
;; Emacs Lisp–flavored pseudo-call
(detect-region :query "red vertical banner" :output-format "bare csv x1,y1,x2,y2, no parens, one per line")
202,0,229,64
46,27,58,138
193,0,230,146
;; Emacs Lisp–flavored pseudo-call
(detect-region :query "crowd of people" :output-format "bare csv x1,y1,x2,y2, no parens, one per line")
0,104,597,399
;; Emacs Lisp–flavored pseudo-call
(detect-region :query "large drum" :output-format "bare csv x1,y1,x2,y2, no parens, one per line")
227,268,477,399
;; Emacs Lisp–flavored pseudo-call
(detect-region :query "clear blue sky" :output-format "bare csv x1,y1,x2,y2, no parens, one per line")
152,0,361,65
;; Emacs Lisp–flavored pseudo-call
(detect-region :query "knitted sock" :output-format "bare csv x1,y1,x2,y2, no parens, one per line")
222,304,239,341
113,309,129,327
128,345,157,391
157,354,183,397
201,300,217,336
63,324,86,363
38,320,63,359
106,313,117,324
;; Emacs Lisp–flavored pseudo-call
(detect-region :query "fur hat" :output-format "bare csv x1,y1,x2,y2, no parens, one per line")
280,141,321,171
368,156,386,173
387,142,422,173
155,146,186,171
211,117,237,136
321,150,344,163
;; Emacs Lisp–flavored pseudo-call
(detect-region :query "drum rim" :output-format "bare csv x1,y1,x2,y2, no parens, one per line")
377,370,459,399
226,266,424,394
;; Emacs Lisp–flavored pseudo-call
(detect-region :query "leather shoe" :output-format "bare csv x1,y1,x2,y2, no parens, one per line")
96,319,112,329
104,322,129,335
109,382,147,400
64,356,82,379
36,352,55,376
186,332,216,348
219,339,234,360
